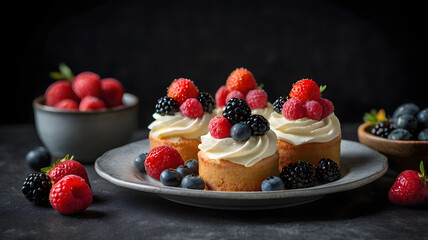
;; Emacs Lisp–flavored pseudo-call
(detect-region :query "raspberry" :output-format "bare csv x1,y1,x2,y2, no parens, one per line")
50,175,92,214
22,173,52,205
215,85,230,108
273,95,289,113
144,146,184,180
197,92,215,113
43,155,91,188
155,96,179,116
100,78,124,107
245,89,267,110
225,90,245,104
223,98,252,124
72,71,102,99
179,98,204,118
45,80,79,107
289,79,321,103
226,68,258,96
304,100,323,121
318,98,335,118
79,96,106,111
282,98,305,120
209,116,232,139
53,99,79,110
167,78,199,105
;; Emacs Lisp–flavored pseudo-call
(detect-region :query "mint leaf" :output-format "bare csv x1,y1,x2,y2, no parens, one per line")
59,63,74,80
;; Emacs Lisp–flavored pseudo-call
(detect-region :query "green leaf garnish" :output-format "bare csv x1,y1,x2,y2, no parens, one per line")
418,161,427,181
49,63,74,82
41,154,74,173
363,109,387,125
258,83,264,90
319,85,327,94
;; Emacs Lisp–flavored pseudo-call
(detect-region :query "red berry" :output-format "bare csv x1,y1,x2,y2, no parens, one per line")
44,155,91,188
72,71,102,99
318,98,335,118
145,146,184,180
79,96,106,111
167,78,199,105
304,100,323,121
289,79,321,103
226,68,258,96
179,98,204,118
215,85,230,108
225,90,245,104
388,163,428,206
53,99,79,110
50,175,92,214
282,98,305,120
245,89,267,110
100,78,124,107
45,80,79,107
209,116,232,139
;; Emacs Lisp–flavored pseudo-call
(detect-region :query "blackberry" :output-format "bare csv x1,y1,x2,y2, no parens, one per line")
155,96,179,116
280,161,316,189
197,92,215,113
315,158,340,183
222,98,251,124
22,173,52,205
370,121,394,138
245,114,270,136
273,95,288,113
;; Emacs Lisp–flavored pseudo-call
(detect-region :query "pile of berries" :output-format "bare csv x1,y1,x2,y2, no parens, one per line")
261,158,340,191
273,79,334,121
135,146,205,190
155,78,215,118
45,63,125,111
215,68,268,110
22,154,92,214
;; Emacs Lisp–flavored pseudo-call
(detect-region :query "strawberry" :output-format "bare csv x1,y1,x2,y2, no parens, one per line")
179,98,204,119
226,68,258,96
245,89,267,110
167,78,199,105
50,175,92,214
289,79,321,103
389,161,428,206
79,96,107,111
225,90,245,104
45,80,79,107
42,155,91,188
215,85,230,108
72,71,102,99
209,116,232,139
145,146,184,180
100,78,124,107
53,99,79,110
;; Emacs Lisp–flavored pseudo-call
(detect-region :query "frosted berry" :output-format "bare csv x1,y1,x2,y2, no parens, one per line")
54,99,79,110
282,98,305,120
100,78,124,107
245,89,267,110
226,68,258,96
289,79,321,103
45,80,79,107
215,85,230,108
209,116,232,139
225,90,245,104
144,146,184,180
167,78,199,105
79,96,106,111
179,98,204,119
318,98,334,119
304,100,323,121
72,71,102,99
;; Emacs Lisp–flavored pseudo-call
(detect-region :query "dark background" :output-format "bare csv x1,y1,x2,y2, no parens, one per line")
5,0,427,128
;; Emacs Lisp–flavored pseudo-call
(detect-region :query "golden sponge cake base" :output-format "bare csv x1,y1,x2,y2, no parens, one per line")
149,132,201,161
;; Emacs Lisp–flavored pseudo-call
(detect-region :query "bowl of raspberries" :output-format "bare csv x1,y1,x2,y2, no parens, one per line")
33,64,139,163
358,103,428,171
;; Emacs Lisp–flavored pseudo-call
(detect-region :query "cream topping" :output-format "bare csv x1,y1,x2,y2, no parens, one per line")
198,130,278,167
269,112,341,145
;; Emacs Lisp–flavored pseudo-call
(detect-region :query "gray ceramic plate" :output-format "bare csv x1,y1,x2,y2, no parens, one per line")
95,139,388,210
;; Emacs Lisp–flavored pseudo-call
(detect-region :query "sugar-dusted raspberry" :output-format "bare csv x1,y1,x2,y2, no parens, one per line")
304,100,323,121
282,98,305,120
167,78,199,105
289,79,320,103
209,116,232,139
144,146,184,180
215,85,230,108
179,98,204,119
245,89,267,110
318,98,334,118
225,90,245,103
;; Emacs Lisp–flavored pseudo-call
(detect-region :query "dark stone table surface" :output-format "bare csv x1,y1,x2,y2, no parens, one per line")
1,123,427,240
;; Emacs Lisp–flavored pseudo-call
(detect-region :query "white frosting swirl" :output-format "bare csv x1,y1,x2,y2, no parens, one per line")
269,112,341,145
198,130,278,167
148,112,213,139
213,102,273,120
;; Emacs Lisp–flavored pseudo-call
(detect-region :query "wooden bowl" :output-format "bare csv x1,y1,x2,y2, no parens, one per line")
358,122,428,171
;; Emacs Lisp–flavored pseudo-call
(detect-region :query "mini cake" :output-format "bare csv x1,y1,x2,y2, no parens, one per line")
198,98,279,191
214,67,273,119
148,78,215,161
269,79,341,171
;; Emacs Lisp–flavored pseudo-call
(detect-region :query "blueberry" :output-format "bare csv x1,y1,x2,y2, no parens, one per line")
418,128,428,140
181,174,205,190
261,176,285,191
387,129,412,140
394,114,418,133
392,103,420,120
25,146,51,171
134,153,148,173
160,168,182,187
184,159,198,174
230,122,252,142
416,108,428,128
176,165,193,178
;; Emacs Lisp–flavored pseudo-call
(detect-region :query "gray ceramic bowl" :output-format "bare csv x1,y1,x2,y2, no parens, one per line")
33,93,139,163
